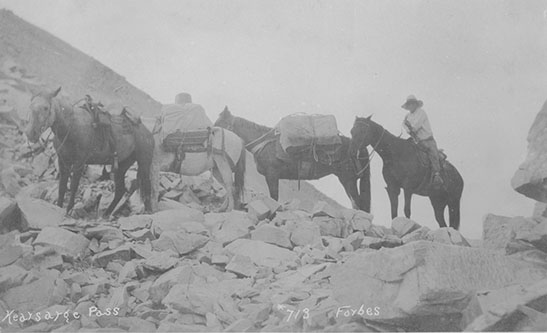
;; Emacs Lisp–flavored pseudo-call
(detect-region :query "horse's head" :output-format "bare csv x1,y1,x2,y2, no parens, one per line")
25,87,61,143
214,106,234,130
349,115,376,156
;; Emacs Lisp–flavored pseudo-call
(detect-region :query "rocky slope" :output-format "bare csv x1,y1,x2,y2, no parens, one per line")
0,9,160,119
0,8,343,212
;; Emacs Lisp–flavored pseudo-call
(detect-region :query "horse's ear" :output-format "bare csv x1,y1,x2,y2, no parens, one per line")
222,106,231,114
50,86,61,98
366,114,372,120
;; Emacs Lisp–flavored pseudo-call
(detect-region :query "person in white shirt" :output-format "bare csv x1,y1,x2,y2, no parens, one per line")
401,95,443,188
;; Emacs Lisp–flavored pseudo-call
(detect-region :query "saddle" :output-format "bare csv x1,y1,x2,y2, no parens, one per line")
275,136,343,179
80,95,119,171
410,138,449,193
162,128,212,153
413,140,447,169
81,95,112,128
162,128,213,172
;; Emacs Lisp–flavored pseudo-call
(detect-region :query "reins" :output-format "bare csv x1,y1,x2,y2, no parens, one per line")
355,121,385,177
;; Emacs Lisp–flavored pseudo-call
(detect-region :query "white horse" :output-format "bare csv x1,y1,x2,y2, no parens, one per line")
151,125,246,212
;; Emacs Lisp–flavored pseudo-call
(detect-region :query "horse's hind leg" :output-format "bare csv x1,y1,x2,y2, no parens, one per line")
66,163,84,214
403,189,413,218
386,185,400,219
448,197,461,230
104,157,134,217
57,160,70,208
429,195,448,228
213,155,234,212
135,131,155,214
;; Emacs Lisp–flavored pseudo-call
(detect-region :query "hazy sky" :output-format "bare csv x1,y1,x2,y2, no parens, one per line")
2,0,547,238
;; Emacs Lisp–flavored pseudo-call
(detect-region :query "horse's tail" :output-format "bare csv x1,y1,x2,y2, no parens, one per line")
134,123,156,213
234,141,246,205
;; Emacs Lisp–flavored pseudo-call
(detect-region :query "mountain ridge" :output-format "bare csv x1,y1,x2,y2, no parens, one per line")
0,8,346,211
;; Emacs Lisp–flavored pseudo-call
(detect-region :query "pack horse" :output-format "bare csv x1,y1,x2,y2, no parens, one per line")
151,96,246,211
25,87,155,216
214,107,371,212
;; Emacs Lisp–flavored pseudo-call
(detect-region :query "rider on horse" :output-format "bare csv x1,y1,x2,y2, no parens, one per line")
401,95,443,188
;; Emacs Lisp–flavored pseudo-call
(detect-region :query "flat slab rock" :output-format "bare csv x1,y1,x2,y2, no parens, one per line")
33,226,90,258
224,239,298,268
16,197,64,230
332,240,547,330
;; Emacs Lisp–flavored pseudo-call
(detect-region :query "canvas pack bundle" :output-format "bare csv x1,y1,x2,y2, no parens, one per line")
160,103,213,151
277,113,342,155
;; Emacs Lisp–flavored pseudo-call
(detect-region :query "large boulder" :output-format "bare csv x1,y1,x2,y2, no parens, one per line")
332,241,547,331
0,196,19,232
512,99,547,202
466,279,547,331
482,214,537,251
2,273,66,312
16,197,64,230
33,227,90,258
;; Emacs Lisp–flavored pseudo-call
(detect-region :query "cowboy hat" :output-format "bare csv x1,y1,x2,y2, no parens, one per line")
401,95,423,109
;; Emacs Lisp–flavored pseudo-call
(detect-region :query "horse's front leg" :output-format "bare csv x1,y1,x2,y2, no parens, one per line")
358,171,371,213
104,158,134,217
265,171,280,202
57,160,70,208
339,175,360,210
403,189,413,218
386,185,400,219
66,163,84,213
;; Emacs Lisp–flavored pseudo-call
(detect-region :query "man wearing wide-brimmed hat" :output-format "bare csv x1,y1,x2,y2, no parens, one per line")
401,95,443,188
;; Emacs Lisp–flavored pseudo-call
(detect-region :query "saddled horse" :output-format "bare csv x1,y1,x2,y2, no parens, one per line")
25,87,154,216
349,116,463,229
150,122,246,211
214,107,371,212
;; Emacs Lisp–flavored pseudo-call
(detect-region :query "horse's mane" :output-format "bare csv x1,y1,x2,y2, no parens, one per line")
232,114,273,133
356,117,407,145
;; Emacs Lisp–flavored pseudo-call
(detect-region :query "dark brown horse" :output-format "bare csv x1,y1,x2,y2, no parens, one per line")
25,87,154,216
214,107,371,212
349,116,463,229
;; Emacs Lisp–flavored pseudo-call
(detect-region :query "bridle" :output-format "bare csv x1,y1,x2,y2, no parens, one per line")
224,115,236,132
353,119,386,177
28,95,72,156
